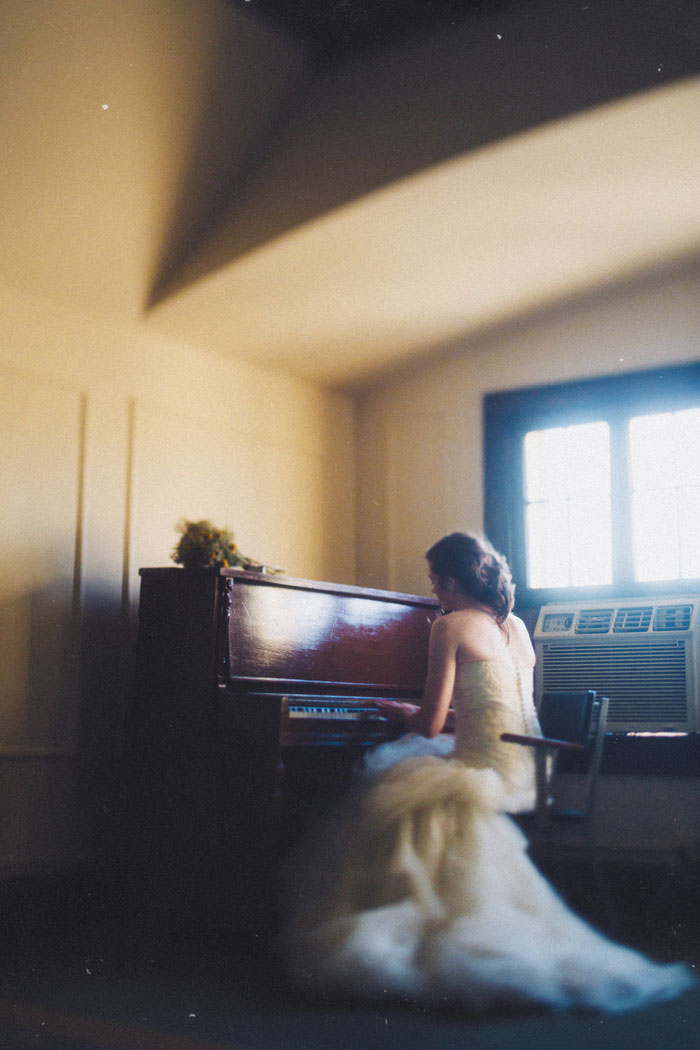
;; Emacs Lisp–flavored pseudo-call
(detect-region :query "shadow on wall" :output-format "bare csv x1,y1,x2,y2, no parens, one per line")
146,6,310,308
0,580,138,874
151,0,700,297
77,583,141,861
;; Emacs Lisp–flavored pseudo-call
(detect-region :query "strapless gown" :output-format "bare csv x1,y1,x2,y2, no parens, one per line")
285,658,694,1013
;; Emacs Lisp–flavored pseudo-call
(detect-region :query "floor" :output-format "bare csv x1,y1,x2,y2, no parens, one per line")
0,859,698,1050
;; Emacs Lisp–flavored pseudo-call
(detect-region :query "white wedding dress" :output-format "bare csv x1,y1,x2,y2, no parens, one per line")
286,658,694,1013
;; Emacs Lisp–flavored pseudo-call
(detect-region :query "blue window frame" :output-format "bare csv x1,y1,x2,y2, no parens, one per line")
483,361,700,610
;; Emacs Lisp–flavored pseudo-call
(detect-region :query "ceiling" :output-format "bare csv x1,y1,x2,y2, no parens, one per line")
146,76,700,390
145,0,700,391
227,0,494,53
3,0,697,394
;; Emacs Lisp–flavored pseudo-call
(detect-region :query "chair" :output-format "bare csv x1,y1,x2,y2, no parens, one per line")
501,690,612,924
501,689,609,830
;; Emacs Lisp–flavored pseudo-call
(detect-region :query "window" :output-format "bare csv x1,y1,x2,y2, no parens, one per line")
484,362,700,607
523,421,611,588
629,407,700,582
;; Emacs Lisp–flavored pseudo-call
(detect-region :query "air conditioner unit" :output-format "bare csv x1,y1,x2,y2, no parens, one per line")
533,596,700,733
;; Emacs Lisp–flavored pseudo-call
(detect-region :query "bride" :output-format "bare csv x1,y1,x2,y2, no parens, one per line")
285,532,694,1013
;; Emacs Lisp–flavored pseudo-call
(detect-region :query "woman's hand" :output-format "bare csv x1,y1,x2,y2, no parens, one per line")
374,699,419,721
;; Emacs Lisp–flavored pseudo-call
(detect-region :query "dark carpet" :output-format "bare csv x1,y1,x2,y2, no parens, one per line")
0,861,698,1050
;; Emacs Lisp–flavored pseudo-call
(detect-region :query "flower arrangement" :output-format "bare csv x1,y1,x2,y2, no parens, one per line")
171,519,280,573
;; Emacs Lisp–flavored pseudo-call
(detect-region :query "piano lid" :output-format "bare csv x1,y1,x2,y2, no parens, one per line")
221,569,439,697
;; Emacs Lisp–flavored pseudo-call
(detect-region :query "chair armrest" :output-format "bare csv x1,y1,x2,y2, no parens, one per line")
500,732,584,752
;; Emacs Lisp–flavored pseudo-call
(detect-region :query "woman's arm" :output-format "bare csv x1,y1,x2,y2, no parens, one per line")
406,615,458,738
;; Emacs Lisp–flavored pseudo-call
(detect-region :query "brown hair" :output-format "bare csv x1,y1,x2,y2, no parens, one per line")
426,532,515,625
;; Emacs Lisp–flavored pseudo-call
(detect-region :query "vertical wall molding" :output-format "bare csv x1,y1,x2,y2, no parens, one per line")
121,397,136,619
56,390,89,752
72,393,88,621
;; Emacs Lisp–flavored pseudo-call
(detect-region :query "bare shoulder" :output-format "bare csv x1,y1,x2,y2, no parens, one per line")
442,608,502,662
433,607,484,635
431,608,479,643
429,610,463,642
505,614,536,667
433,609,534,666
506,613,531,641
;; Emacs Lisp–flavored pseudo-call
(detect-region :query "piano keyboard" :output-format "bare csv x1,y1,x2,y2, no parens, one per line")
282,696,404,747
287,703,390,721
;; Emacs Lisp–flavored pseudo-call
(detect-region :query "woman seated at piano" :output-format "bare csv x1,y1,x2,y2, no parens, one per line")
286,532,693,1014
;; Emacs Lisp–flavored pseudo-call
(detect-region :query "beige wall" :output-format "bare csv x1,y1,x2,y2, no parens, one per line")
0,0,356,877
0,280,356,877
356,260,700,597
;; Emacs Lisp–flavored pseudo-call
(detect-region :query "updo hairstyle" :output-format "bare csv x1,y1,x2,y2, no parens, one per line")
426,532,515,625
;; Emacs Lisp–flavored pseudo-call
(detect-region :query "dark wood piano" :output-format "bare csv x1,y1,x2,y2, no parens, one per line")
126,567,439,928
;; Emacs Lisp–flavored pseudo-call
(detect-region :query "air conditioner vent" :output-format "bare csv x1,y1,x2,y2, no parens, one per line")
613,606,653,633
539,640,688,726
654,604,693,631
535,596,699,731
575,608,613,634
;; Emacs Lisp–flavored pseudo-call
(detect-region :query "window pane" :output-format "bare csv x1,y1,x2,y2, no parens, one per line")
524,428,568,502
525,422,609,501
680,486,700,578
569,496,612,586
524,421,611,588
632,489,680,582
525,501,570,589
630,407,700,581
675,409,700,486
566,422,610,496
629,412,677,490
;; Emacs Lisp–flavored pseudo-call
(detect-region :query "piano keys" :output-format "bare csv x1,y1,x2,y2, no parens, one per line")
216,691,410,748
283,696,404,745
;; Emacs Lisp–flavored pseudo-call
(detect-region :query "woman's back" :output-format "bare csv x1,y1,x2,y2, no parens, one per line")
450,656,538,811
449,608,535,671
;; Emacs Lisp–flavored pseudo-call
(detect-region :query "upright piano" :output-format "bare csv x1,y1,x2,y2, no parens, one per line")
126,567,439,926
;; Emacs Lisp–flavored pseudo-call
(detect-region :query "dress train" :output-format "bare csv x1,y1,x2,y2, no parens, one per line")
285,662,695,1013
